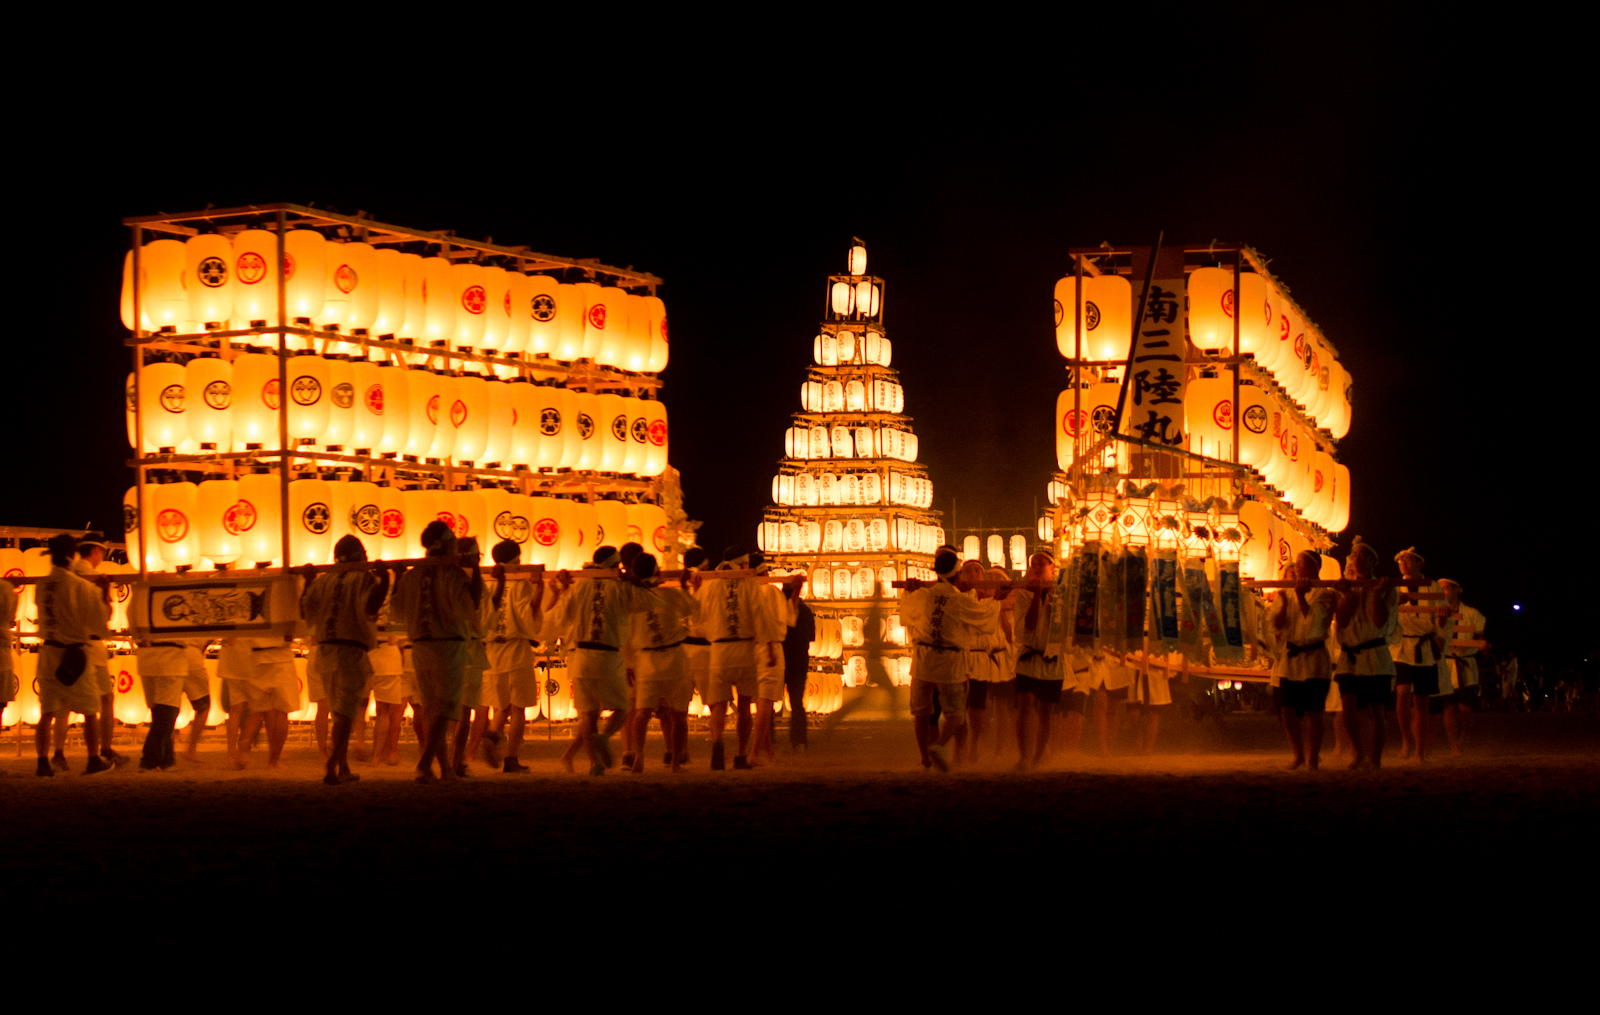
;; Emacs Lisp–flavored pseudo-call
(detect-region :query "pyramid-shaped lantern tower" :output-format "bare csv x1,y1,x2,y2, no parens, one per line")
761,240,943,688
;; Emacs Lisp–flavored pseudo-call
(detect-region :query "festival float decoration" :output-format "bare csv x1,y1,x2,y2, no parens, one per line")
762,240,939,689
1044,242,1353,680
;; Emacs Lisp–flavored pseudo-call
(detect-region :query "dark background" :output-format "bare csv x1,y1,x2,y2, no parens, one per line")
4,13,1586,662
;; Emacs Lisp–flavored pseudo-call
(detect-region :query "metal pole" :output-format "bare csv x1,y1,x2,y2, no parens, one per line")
276,211,291,566
132,225,147,581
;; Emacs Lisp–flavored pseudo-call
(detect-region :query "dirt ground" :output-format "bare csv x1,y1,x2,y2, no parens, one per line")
5,709,1597,951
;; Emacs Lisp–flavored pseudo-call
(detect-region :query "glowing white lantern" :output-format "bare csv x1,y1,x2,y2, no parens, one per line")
371,248,408,337
811,567,832,599
403,367,437,459
377,483,406,560
528,385,566,468
573,281,603,359
424,373,461,460
1328,464,1351,533
138,361,188,451
504,380,538,467
500,271,532,353
831,425,854,459
622,396,649,475
318,240,374,332
641,398,668,477
588,287,623,367
400,488,437,559
564,388,595,469
286,351,331,446
120,252,152,331
830,281,854,315
864,331,891,366
1239,273,1278,367
854,567,876,598
823,381,844,413
452,488,488,555
1184,376,1235,460
321,354,355,449
517,274,556,355
1237,501,1273,579
986,534,1004,567
848,243,867,275
186,233,235,327
140,239,189,331
620,292,651,371
570,500,598,566
1081,274,1133,362
592,393,624,471
451,373,490,464
151,481,200,568
230,230,282,324
480,378,513,466
370,362,406,455
237,471,282,565
809,425,829,457
1186,267,1233,351
348,358,384,453
845,380,865,413
868,519,889,551
1005,534,1025,571
479,266,510,351
396,252,427,340
804,521,821,550
519,496,558,568
342,479,383,562
645,295,669,372
815,333,836,366
280,230,326,322
630,503,671,555
287,476,335,565
592,500,626,550
801,381,824,412
962,534,980,560
554,282,587,361
772,475,792,505
1055,387,1087,469
796,473,817,506
1235,382,1273,471
1308,449,1337,528
449,262,488,350
822,521,841,553
837,331,857,362
420,256,457,345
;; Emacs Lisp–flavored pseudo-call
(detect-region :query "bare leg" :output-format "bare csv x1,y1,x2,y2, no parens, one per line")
1396,684,1415,758
734,696,753,758
709,701,729,749
506,707,526,762
1015,694,1037,770
752,700,778,762
914,714,932,766
369,703,392,767
1441,703,1463,756
1032,703,1053,767
100,693,117,759
238,711,265,767
52,710,68,758
1307,712,1324,769
450,711,471,774
35,711,56,760
1281,707,1306,769
265,710,288,768
1334,706,1353,760
313,699,329,762
1413,694,1429,762
628,704,651,772
183,698,208,761
622,706,638,762
583,711,604,771
965,708,986,764
325,712,357,783
671,711,689,769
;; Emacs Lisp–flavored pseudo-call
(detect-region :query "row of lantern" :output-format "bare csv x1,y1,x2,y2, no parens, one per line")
1181,377,1349,531
128,353,668,475
828,279,883,320
123,478,670,571
1051,269,1349,436
784,422,918,462
757,516,945,556
1052,378,1349,532
800,377,905,415
122,234,667,371
959,534,1031,573
771,470,933,509
813,330,892,367
841,655,913,688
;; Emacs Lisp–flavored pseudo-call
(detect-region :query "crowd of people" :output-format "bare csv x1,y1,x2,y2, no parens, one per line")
0,528,1572,780
1,528,819,782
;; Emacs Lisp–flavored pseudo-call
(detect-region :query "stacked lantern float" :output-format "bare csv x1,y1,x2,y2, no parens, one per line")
108,203,694,727
1044,244,1352,668
761,241,941,689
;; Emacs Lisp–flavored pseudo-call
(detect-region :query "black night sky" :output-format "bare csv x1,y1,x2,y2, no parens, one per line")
5,15,1585,662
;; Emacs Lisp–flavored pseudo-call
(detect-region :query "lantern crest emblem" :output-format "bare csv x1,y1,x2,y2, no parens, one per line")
587,304,606,330
364,384,384,415
426,395,441,425
224,499,257,535
160,384,186,413
197,256,228,287
301,502,331,535
1220,287,1235,318
291,375,322,406
122,503,138,533
450,399,468,429
648,420,667,446
332,382,355,409
1084,301,1101,330
1062,409,1087,437
631,417,649,443
203,380,231,410
352,503,381,535
1243,404,1268,434
539,407,561,436
236,252,267,285
577,413,594,440
1212,398,1233,430
533,517,559,546
531,294,556,322
461,285,487,315
652,525,668,553
334,264,358,293
1090,406,1116,434
262,379,280,410
610,414,627,442
116,671,134,694
380,508,405,539
156,508,189,543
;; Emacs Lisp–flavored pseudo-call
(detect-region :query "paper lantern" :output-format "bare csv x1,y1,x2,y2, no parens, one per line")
425,373,460,461
852,568,874,599
288,476,335,565
570,391,600,470
137,361,188,451
962,534,980,560
814,333,836,366
151,481,199,568
641,399,668,476
196,478,241,566
139,239,189,331
1328,463,1351,533
401,367,437,458
320,354,355,449
120,251,152,330
230,229,283,324
864,331,891,366
822,381,844,413
479,266,511,352
1081,274,1133,362
182,354,231,451
629,504,671,555
277,229,326,322
185,233,235,327
1186,267,1233,351
341,478,383,562
378,483,406,560
620,396,648,475
1237,273,1278,367
1307,449,1336,528
522,496,561,568
986,534,1005,567
837,331,857,362
594,500,628,550
644,295,668,372
1009,535,1027,571
1184,376,1235,460
596,393,627,471
848,243,867,275
370,248,408,337
804,520,821,551
593,288,626,367
400,488,438,559
318,240,376,333
394,252,427,340
285,351,330,445
478,378,513,466
568,500,598,569
419,256,457,345
237,471,282,565
810,567,831,599
572,281,603,360
878,565,898,597
1237,501,1273,579
453,489,488,557
229,349,279,451
830,282,854,315
450,262,487,350
450,373,490,463
347,358,384,453
549,282,584,360
1055,387,1088,469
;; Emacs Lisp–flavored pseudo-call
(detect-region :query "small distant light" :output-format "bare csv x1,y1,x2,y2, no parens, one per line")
1513,604,1522,612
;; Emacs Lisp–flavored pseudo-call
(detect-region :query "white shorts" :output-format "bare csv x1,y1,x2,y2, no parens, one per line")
86,642,112,697
636,675,695,713
708,665,757,705
369,670,405,705
1130,668,1172,706
1090,658,1133,691
909,677,967,723
184,647,210,703
460,665,485,711
306,646,326,702
572,648,627,714
486,639,534,675
686,643,711,701
38,644,101,716
239,659,300,713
